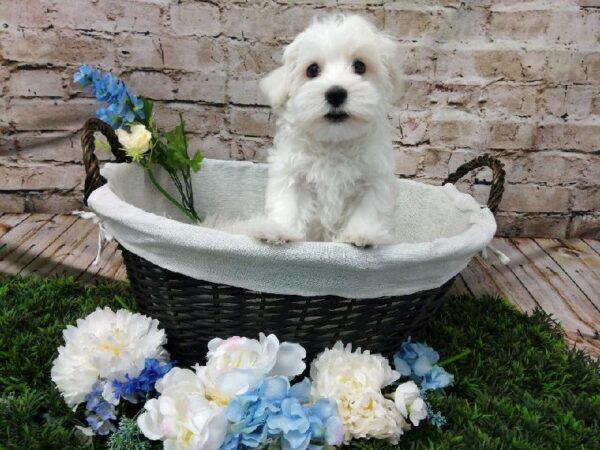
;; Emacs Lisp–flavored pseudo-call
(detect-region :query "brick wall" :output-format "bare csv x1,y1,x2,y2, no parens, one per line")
1,0,599,238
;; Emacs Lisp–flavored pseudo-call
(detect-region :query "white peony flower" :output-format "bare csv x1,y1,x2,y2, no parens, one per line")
194,333,306,406
137,367,227,450
115,124,152,162
51,307,168,407
310,341,399,397
394,381,428,426
335,389,407,444
310,342,405,443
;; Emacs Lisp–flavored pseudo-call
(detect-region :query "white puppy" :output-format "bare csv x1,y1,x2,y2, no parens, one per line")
259,15,402,246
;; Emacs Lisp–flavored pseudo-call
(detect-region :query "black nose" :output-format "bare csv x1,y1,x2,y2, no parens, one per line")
325,86,347,107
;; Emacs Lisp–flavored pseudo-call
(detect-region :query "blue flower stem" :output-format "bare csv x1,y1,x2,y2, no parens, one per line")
439,349,471,367
145,167,198,223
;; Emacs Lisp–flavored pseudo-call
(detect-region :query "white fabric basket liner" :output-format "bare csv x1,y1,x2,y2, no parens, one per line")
88,159,497,299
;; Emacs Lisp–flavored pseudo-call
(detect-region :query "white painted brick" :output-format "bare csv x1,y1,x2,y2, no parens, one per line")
420,148,452,179
124,71,227,104
572,187,600,212
227,40,283,75
48,0,164,34
187,134,231,160
489,10,551,41
160,36,226,72
0,131,82,162
228,75,267,106
3,99,96,131
8,70,64,97
1,0,54,28
486,119,535,150
167,2,221,37
153,102,227,135
504,151,590,185
229,106,275,137
501,184,572,213
392,110,429,145
1,28,116,67
0,161,84,190
394,146,424,176
428,111,485,148
534,119,600,153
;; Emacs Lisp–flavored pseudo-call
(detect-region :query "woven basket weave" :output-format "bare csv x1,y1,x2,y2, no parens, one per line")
82,118,505,365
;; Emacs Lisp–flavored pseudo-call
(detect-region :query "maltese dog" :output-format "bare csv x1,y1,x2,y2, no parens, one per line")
258,15,402,246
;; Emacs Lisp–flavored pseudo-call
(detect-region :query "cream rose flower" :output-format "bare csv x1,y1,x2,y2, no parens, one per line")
310,342,405,443
393,381,428,426
51,307,168,408
194,333,306,406
137,368,227,450
115,124,152,162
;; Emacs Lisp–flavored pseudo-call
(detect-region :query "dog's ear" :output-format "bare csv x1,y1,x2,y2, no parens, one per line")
260,42,298,109
260,66,290,109
379,35,404,100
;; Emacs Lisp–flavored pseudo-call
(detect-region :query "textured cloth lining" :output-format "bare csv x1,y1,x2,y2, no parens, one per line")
88,159,496,298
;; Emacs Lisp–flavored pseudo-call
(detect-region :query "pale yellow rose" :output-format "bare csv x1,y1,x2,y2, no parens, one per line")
115,124,152,162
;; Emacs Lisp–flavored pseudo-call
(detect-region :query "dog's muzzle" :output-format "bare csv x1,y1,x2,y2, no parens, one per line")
325,111,350,123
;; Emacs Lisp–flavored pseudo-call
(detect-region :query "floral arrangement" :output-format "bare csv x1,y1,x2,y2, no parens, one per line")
75,65,203,222
51,308,455,450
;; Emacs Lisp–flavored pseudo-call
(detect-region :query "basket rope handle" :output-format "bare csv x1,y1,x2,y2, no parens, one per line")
81,118,130,205
443,154,505,214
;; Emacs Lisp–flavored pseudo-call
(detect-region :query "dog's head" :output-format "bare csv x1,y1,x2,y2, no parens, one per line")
260,15,402,143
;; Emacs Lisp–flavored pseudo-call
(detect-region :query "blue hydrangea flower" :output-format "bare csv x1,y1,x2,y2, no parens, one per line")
421,365,454,392
305,399,344,449
84,381,117,435
220,381,272,450
74,64,145,129
394,338,440,377
73,64,96,87
288,377,311,403
111,358,173,403
221,377,343,450
267,397,311,450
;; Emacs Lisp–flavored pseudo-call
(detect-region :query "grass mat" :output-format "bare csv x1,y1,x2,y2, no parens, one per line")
0,274,598,450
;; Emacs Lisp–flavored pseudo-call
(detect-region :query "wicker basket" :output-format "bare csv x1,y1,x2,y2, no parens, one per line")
82,118,505,365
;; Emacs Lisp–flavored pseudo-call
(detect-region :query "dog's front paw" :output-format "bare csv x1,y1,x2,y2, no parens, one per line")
337,234,375,248
259,234,297,245
337,228,394,248
254,229,304,245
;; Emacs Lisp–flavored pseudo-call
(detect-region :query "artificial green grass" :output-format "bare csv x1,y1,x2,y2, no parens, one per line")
0,274,598,450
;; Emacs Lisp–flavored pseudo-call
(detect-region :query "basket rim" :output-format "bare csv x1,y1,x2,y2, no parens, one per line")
84,159,495,299
90,160,497,267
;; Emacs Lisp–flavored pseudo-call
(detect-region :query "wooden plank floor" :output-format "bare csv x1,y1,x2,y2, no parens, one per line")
1,213,599,358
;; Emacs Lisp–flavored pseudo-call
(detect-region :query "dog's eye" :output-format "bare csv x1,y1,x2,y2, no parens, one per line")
306,63,320,78
353,60,366,75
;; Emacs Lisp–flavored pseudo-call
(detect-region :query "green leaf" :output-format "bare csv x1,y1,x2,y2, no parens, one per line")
141,97,155,128
163,124,188,170
190,151,203,172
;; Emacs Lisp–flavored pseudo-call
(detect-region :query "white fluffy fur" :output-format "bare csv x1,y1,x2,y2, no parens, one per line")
211,15,402,246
